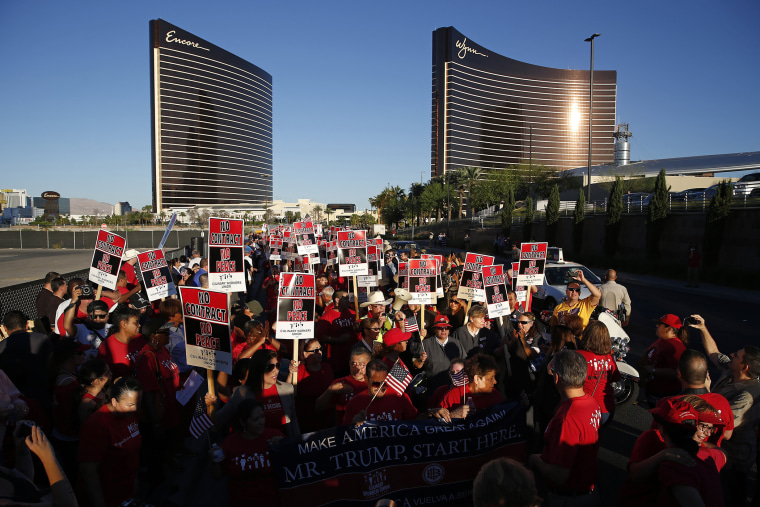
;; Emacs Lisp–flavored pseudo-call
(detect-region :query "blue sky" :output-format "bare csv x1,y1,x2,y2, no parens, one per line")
1,0,758,212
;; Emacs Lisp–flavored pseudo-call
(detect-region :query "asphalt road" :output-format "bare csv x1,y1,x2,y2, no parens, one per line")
0,249,93,287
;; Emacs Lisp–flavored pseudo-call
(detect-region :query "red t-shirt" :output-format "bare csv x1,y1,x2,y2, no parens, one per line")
328,375,368,425
617,429,666,506
52,377,80,438
78,405,142,507
644,337,687,396
295,362,334,432
317,308,356,373
577,350,621,414
427,384,452,410
438,384,505,412
258,384,287,434
98,335,147,379
541,394,601,493
221,428,284,507
658,447,724,506
342,391,418,425
136,345,180,429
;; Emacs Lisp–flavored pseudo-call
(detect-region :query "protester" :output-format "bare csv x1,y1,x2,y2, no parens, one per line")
51,338,89,482
577,320,620,425
0,310,54,410
445,297,466,330
427,358,466,410
473,457,540,507
79,376,142,507
356,318,383,356
451,305,498,357
211,349,300,438
437,354,504,418
504,311,544,399
62,286,111,357
639,314,688,400
690,314,760,506
549,270,601,330
77,359,111,425
97,309,146,379
36,272,64,332
417,316,466,393
290,339,334,432
599,269,631,325
342,359,418,424
373,328,412,369
216,399,283,507
316,348,370,426
317,290,357,376
135,319,181,481
528,349,601,504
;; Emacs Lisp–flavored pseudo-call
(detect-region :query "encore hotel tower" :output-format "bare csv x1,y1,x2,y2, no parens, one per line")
150,19,273,210
432,27,617,178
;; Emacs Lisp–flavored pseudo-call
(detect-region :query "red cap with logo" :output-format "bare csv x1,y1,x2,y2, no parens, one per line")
654,314,682,329
383,328,412,347
431,315,452,329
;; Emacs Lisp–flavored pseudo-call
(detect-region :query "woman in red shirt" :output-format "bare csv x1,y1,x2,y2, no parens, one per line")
578,320,620,426
436,354,504,419
217,399,284,507
78,358,111,425
79,376,142,507
290,339,334,432
639,314,689,399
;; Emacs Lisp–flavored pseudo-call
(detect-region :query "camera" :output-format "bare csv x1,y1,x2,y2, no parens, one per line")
682,316,696,327
79,284,95,299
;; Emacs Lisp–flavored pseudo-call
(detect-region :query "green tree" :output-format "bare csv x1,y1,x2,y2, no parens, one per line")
500,186,515,236
545,184,560,246
311,205,324,224
573,189,585,256
523,196,534,241
646,169,669,260
703,180,733,265
460,166,484,218
604,177,624,256
421,182,447,222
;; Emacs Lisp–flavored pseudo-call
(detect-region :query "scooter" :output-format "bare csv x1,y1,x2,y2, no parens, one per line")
595,309,640,407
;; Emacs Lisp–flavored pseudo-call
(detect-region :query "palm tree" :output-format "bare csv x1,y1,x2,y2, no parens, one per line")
460,166,484,218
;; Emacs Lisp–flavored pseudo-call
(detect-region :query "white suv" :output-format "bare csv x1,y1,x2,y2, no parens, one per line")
734,172,760,197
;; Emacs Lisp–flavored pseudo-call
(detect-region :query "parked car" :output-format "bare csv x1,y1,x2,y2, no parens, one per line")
532,260,603,312
622,192,651,210
670,188,705,202
734,172,760,197
688,184,721,202
391,241,425,256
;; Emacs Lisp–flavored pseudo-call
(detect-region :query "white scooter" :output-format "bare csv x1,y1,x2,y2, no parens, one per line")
595,309,640,407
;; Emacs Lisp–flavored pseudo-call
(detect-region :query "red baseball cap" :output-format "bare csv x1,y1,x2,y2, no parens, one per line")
654,314,682,329
649,397,697,425
431,315,452,329
383,328,412,347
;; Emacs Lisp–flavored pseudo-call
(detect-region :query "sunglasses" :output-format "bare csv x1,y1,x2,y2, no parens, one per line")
567,287,581,293
304,348,322,354
517,320,533,325
90,313,109,320
371,381,385,388
264,363,277,373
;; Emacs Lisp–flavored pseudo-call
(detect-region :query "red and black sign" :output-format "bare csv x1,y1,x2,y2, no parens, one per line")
277,273,316,340
180,287,232,373
89,230,126,290
337,230,368,276
208,218,245,292
457,252,494,302
137,249,176,301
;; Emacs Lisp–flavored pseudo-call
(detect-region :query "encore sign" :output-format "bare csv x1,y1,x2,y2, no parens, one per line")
89,230,126,290
208,217,245,292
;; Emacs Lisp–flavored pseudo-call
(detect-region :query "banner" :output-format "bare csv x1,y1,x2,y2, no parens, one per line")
137,249,176,301
179,287,232,374
277,273,316,340
457,253,494,302
483,265,510,318
511,262,528,308
294,221,319,256
208,218,245,292
337,230,368,276
422,254,444,298
269,238,283,261
516,242,547,287
89,230,126,289
272,402,526,506
408,258,437,305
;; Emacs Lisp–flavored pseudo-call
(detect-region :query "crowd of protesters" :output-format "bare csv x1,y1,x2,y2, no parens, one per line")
0,231,757,507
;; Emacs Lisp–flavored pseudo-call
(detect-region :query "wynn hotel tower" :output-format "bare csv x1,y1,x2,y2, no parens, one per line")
432,27,617,178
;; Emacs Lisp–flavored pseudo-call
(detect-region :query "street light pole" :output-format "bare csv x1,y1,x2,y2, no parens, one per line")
585,33,600,204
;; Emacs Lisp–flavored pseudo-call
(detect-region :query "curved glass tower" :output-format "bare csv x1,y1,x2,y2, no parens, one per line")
432,27,616,177
150,19,273,210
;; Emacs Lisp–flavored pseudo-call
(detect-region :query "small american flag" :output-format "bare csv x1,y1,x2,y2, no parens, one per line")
385,360,412,396
189,395,214,439
450,369,469,387
404,316,419,333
